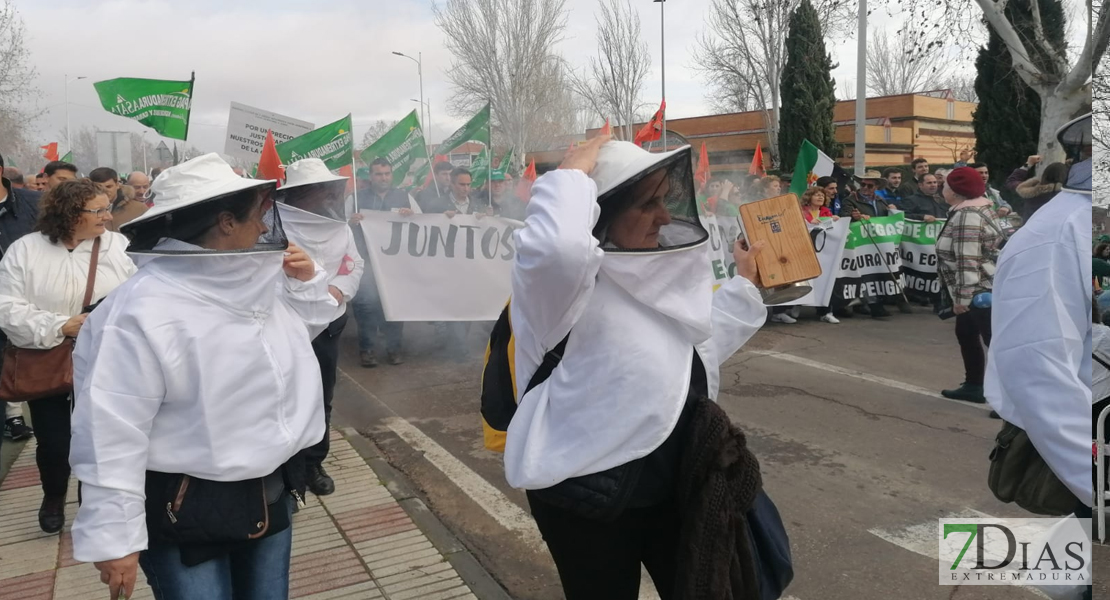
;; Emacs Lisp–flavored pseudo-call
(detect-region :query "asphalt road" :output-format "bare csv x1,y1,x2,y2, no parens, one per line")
326,305,1105,599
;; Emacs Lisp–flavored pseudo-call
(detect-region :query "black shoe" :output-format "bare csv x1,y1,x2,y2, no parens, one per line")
941,383,986,403
4,416,33,441
870,305,891,318
360,351,378,368
307,465,335,496
387,351,403,366
988,410,1001,419
832,308,854,319
852,304,870,316
38,495,66,534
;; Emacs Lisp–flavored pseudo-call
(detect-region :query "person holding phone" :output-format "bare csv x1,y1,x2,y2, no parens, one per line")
0,180,135,534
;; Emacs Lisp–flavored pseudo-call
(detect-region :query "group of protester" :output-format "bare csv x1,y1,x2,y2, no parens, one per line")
0,110,1094,600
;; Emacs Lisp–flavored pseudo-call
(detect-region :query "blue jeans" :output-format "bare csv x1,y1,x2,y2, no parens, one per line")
139,498,293,600
351,269,402,354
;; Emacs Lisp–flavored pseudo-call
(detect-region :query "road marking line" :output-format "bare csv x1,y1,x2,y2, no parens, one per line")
340,371,661,599
868,509,1050,599
746,350,991,411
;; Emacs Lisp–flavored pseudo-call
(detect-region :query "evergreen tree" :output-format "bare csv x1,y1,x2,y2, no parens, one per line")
778,0,838,172
972,0,1066,202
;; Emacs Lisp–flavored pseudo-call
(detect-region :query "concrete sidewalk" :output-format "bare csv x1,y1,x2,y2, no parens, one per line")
0,429,504,600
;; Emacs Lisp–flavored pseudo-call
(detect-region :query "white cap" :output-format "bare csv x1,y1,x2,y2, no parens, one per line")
124,153,273,228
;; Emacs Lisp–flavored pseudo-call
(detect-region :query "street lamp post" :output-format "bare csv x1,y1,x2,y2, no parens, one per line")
854,0,867,175
64,74,87,157
410,98,432,146
393,51,425,133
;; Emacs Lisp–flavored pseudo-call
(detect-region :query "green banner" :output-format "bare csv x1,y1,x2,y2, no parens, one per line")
437,103,490,156
844,214,906,248
493,147,514,178
470,148,490,188
899,218,945,298
359,111,427,188
276,114,353,172
93,76,194,140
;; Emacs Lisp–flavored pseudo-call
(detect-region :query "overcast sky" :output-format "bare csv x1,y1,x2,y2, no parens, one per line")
12,0,1084,158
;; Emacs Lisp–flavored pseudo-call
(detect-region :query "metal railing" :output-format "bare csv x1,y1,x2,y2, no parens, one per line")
1096,404,1110,543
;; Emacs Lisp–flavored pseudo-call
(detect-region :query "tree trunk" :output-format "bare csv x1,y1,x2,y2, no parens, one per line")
1036,85,1087,164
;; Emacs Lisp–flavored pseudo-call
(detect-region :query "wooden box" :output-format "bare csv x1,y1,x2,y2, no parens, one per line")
738,194,822,288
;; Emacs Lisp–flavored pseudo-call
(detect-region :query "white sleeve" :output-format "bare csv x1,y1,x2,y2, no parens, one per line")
71,321,166,562
987,242,1092,505
284,261,341,334
329,230,364,303
509,170,604,363
709,275,768,364
0,241,68,349
408,194,423,214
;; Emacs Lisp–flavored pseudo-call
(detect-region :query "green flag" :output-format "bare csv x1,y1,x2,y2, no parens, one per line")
470,148,490,188
93,76,194,140
359,111,428,188
276,114,353,172
492,147,515,178
60,151,72,164
437,103,490,156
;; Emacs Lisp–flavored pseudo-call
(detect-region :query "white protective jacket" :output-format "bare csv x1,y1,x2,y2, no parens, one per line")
0,232,135,348
504,169,767,490
278,203,365,318
985,161,1093,507
70,241,337,562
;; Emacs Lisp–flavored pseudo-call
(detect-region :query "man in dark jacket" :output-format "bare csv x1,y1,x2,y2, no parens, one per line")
414,160,454,212
897,158,929,199
839,171,892,220
0,153,39,442
900,174,948,221
349,158,415,368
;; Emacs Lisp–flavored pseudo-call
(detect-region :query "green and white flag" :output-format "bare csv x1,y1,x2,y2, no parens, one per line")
492,147,515,178
789,139,836,197
93,76,194,140
469,148,490,188
437,103,490,156
359,111,428,188
276,114,353,172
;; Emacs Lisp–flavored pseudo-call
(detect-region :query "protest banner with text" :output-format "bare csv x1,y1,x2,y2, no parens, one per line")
224,102,314,162
830,214,907,305
899,218,945,301
780,217,852,307
357,211,523,321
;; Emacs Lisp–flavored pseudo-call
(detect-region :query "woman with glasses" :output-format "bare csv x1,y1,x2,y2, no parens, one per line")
797,188,841,324
0,180,136,534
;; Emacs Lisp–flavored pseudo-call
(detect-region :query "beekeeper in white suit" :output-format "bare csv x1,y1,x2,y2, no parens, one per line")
986,114,1093,522
275,158,364,498
504,135,768,596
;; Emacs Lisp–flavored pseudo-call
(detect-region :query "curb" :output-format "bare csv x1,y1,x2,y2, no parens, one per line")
340,426,514,600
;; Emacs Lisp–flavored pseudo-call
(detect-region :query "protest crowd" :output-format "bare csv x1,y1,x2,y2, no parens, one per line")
0,71,1096,599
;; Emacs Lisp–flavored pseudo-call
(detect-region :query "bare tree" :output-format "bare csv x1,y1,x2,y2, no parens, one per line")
694,0,853,167
0,0,41,171
944,74,979,102
434,0,577,165
889,0,1108,163
866,29,953,96
361,119,399,148
838,77,856,100
568,0,650,141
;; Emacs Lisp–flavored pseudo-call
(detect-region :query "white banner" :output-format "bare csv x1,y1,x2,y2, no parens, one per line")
780,217,851,306
357,211,523,321
223,101,314,162
701,213,743,288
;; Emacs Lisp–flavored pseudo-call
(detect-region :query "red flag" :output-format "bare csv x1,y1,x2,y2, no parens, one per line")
695,142,710,190
256,130,285,185
41,142,59,162
600,118,611,136
633,100,666,146
516,158,537,201
749,141,766,177
338,164,354,196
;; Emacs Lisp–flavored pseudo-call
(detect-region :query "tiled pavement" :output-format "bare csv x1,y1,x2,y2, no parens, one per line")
0,430,486,600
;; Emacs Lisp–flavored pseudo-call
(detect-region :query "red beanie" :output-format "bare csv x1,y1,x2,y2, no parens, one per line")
946,167,985,199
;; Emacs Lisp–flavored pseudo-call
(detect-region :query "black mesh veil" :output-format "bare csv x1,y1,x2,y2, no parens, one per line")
122,184,289,254
1056,113,1091,162
275,180,348,222
593,147,707,252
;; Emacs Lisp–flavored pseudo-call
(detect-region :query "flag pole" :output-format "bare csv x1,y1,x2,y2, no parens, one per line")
184,71,196,144
487,101,493,209
428,99,441,197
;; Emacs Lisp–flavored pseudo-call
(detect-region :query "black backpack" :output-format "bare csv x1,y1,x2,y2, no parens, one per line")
479,301,568,452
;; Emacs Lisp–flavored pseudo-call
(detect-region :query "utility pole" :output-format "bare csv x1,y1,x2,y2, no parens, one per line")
854,0,867,175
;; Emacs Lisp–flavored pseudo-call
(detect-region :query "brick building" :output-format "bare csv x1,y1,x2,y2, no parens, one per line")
525,89,976,173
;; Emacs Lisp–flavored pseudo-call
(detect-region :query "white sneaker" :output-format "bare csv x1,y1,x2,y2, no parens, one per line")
770,312,797,324
820,313,840,324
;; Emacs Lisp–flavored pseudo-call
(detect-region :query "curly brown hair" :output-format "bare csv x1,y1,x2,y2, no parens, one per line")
800,187,827,207
37,180,105,244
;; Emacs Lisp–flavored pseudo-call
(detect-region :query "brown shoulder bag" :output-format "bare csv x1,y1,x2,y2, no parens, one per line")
0,237,101,402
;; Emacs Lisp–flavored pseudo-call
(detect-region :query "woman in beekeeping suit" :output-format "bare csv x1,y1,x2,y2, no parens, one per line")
505,134,768,597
